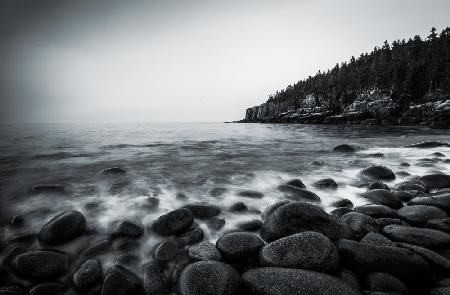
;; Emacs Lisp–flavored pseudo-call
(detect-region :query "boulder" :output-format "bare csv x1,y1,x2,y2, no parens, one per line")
143,261,169,295
408,194,450,211
285,179,306,188
79,240,111,259
341,212,379,239
393,191,415,202
237,190,264,199
153,239,178,261
360,190,402,209
237,220,263,231
312,178,338,190
426,218,450,234
99,167,126,176
260,201,353,241
178,261,241,295
336,239,430,280
382,224,450,249
360,166,395,181
430,287,450,295
331,199,354,209
395,181,427,192
396,242,450,274
188,241,223,261
397,205,447,226
151,208,194,235
206,217,225,231
29,283,63,295
216,232,264,261
376,218,405,227
242,267,359,295
177,227,204,246
330,207,353,218
73,259,102,291
364,272,407,294
183,203,221,219
369,182,390,191
354,205,398,218
39,210,86,245
229,202,248,212
277,186,320,201
11,250,70,280
261,200,291,222
333,144,358,153
419,174,450,189
405,141,449,148
101,265,143,295
361,232,394,247
338,269,360,290
259,232,339,273
110,220,143,238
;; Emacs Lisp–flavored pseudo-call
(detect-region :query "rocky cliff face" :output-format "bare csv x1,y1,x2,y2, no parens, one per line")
242,90,450,128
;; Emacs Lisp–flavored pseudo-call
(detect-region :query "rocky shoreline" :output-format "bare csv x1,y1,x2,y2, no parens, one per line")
1,142,450,294
238,90,450,128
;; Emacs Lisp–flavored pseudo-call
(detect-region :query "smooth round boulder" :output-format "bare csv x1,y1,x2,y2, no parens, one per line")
330,207,353,218
313,178,338,190
216,232,264,261
419,174,450,189
333,144,358,153
101,265,143,295
110,220,143,238
261,200,291,222
153,239,178,261
277,186,320,202
395,181,427,192
427,218,450,234
360,189,402,209
188,241,223,261
39,210,86,245
341,212,379,239
364,272,407,294
11,250,70,280
259,232,339,273
331,199,354,209
237,190,264,199
381,224,450,249
360,166,395,181
99,167,126,176
408,194,450,211
237,220,263,231
243,267,359,295
178,261,241,295
369,182,390,191
354,205,398,218
73,259,102,291
397,205,447,226
405,141,449,148
285,178,306,188
177,227,204,246
360,232,394,247
260,201,353,241
143,261,169,295
151,208,194,235
229,202,248,212
183,203,221,219
336,239,430,280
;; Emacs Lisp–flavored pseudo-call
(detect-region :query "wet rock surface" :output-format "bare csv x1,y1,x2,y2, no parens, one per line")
39,210,86,245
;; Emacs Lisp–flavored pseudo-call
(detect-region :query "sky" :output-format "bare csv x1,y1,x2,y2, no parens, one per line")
0,0,449,123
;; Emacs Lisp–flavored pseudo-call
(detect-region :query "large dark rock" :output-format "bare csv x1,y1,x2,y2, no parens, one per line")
360,189,402,209
242,267,359,295
153,239,178,261
177,227,204,246
333,144,358,153
259,232,339,273
216,232,264,261
188,241,223,261
260,201,353,241
261,200,291,222
312,178,338,190
364,272,407,294
331,199,354,209
341,212,379,239
143,261,169,295
360,232,394,247
151,208,194,235
79,239,111,259
419,174,450,189
397,205,447,226
73,259,102,291
408,194,450,211
29,283,63,295
229,202,248,213
354,205,398,218
405,141,449,148
395,180,427,192
382,224,450,249
330,207,353,218
277,186,320,202
110,220,144,238
396,242,450,274
99,167,126,176
237,190,264,199
359,166,395,181
427,218,450,234
178,261,241,295
285,179,306,189
11,250,70,280
101,265,144,295
183,203,221,219
368,182,390,191
238,220,263,231
336,239,430,280
39,210,86,245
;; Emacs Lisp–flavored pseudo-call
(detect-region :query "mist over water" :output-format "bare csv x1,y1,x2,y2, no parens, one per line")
1,122,449,272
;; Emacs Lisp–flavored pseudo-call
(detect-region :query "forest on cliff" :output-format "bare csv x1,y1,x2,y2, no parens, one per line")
267,27,450,109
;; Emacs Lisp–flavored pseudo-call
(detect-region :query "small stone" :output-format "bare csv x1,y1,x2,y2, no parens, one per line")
364,272,407,294
39,210,86,245
331,199,354,209
237,220,263,231
360,189,402,209
99,167,126,176
188,241,223,261
361,232,394,247
333,144,358,152
313,178,338,190
341,212,379,239
229,202,248,212
183,203,221,219
216,232,264,261
101,265,143,295
177,227,204,246
236,190,264,199
143,261,169,295
11,250,70,280
360,165,395,181
368,182,390,191
354,205,398,218
206,217,225,231
151,208,194,236
153,239,178,261
110,220,143,238
73,259,102,291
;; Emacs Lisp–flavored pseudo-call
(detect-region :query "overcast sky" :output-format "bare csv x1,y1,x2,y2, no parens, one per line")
1,0,449,123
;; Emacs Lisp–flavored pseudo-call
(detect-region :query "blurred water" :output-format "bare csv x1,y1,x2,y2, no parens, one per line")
0,122,449,251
